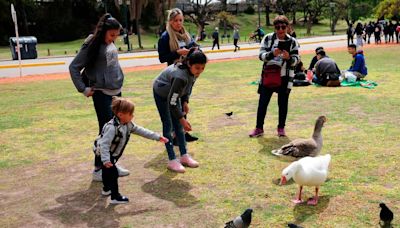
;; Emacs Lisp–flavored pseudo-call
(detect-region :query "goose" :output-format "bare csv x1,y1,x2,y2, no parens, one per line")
272,116,327,158
280,154,331,205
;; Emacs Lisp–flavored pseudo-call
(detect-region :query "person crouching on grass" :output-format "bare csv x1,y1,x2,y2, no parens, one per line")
95,97,168,204
153,50,207,173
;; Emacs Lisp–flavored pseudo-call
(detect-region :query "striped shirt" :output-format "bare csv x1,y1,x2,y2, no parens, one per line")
259,33,300,89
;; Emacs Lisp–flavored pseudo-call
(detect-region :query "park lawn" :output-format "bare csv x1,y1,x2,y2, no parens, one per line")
0,45,399,227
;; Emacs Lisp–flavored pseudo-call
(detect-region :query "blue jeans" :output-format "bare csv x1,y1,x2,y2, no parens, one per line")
92,90,121,168
153,91,187,160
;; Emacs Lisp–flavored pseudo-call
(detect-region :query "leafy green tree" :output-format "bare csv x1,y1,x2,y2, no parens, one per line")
375,0,400,21
216,11,235,36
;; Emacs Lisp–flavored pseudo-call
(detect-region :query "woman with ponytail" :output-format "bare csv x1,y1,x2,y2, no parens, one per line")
153,50,207,173
69,14,129,182
157,8,200,143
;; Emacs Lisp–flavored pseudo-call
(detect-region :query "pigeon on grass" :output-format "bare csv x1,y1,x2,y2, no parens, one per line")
379,202,394,228
225,208,253,228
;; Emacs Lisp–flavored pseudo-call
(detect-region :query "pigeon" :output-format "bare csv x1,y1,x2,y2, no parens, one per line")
288,223,304,228
225,111,233,117
225,208,253,228
379,203,393,228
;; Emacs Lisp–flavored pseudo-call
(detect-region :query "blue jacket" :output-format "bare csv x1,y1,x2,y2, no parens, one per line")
157,31,195,66
158,31,180,65
349,52,368,75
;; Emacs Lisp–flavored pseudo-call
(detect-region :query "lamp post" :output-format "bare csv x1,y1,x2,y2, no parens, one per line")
329,2,336,35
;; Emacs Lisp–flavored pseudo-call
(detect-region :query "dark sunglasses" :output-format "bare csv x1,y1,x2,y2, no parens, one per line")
275,25,287,30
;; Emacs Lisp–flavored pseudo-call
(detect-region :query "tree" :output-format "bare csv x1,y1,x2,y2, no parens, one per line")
185,0,215,38
216,11,235,36
303,0,330,35
375,0,400,21
327,0,349,34
262,0,273,26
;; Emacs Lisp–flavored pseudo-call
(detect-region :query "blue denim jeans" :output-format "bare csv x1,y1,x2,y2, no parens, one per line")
153,91,187,160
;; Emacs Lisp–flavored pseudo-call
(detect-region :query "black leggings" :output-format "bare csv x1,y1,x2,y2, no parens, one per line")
256,84,290,129
102,162,120,199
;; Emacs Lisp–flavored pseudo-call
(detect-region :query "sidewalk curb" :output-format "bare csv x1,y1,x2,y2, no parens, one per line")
0,38,347,69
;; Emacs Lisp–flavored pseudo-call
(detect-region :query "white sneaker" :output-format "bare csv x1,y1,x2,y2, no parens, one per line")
110,195,129,204
102,189,111,196
92,169,102,182
116,165,130,177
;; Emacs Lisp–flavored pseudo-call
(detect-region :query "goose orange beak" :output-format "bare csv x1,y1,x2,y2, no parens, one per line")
280,176,287,185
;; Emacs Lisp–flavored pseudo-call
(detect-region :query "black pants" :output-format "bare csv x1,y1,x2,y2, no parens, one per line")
92,90,121,167
212,40,220,50
396,32,399,43
234,39,239,51
256,82,290,129
102,162,120,199
347,36,353,45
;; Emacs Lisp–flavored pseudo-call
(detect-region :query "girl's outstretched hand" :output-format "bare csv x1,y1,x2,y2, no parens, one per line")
159,136,169,143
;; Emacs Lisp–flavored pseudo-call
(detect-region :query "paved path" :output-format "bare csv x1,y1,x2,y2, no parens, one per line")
0,35,347,78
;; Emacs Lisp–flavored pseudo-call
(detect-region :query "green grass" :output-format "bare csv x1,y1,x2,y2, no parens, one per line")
0,13,349,60
0,46,399,227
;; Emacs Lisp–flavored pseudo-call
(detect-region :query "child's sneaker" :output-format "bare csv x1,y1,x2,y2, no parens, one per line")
102,188,111,196
167,159,186,173
277,127,286,137
110,195,129,204
249,128,264,137
180,154,199,168
92,169,102,182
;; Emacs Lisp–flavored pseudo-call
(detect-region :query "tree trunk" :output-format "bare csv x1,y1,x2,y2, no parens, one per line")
292,9,296,25
265,4,270,26
135,0,143,49
306,16,313,35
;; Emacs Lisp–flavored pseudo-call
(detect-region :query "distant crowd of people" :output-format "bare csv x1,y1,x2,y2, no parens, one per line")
347,20,400,47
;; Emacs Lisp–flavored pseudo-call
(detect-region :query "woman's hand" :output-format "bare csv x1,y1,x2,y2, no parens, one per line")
159,136,169,143
183,102,189,115
180,118,192,132
177,48,190,56
273,48,281,57
104,162,113,168
86,88,95,97
281,50,290,60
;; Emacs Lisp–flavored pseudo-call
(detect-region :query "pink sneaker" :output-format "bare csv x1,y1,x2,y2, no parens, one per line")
167,159,185,173
277,127,286,137
180,154,199,168
249,128,264,137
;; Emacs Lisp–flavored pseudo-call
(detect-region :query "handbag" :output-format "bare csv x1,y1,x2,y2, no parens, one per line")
261,63,282,88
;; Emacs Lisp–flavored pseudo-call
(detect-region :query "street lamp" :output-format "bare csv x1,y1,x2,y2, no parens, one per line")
329,2,336,35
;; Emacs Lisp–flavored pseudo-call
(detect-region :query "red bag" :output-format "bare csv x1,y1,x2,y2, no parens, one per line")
262,64,281,88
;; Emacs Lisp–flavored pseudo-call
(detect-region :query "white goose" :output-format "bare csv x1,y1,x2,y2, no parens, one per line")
280,154,331,205
272,116,327,158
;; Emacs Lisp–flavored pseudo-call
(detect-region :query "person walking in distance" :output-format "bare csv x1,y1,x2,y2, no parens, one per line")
212,27,220,50
233,26,240,52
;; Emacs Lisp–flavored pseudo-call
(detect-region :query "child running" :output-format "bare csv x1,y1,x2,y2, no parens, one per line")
153,49,207,173
94,97,168,204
